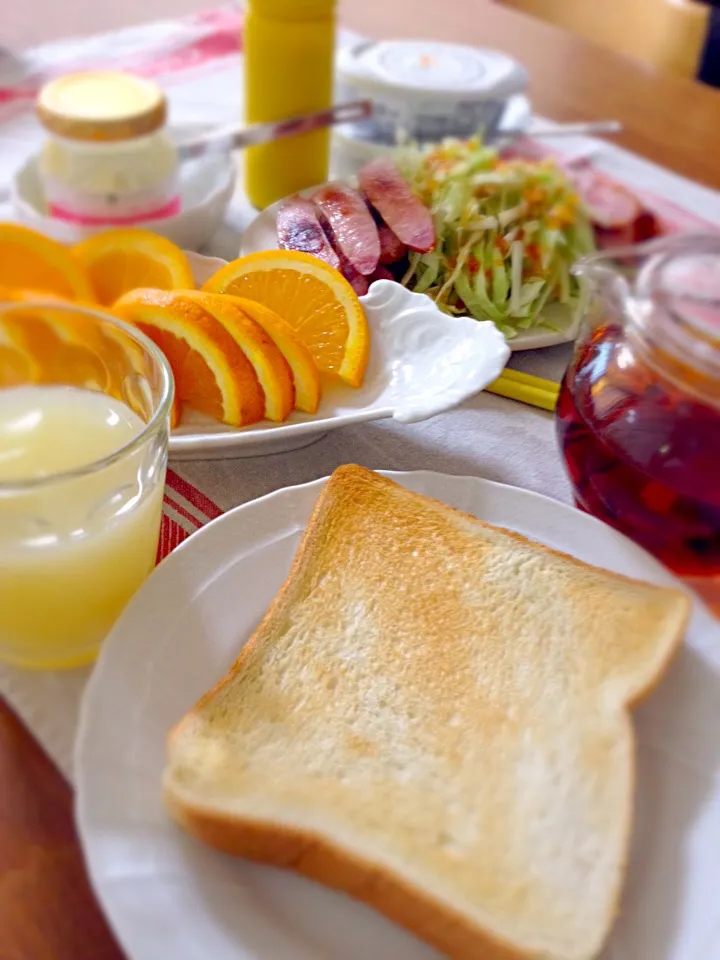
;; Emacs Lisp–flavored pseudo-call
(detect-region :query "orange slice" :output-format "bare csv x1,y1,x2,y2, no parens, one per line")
0,304,111,391
92,317,180,427
114,288,264,426
201,250,369,388
0,289,60,386
73,228,195,306
224,296,322,414
0,291,127,400
169,385,181,428
0,223,95,301
0,285,69,304
0,344,35,387
0,290,178,424
0,317,38,387
178,291,294,422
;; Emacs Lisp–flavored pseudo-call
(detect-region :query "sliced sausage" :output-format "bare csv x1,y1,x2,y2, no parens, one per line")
342,262,370,296
358,158,435,253
362,192,408,263
595,210,662,251
594,224,635,250
276,197,340,270
368,265,395,283
567,167,641,230
312,184,380,276
377,222,408,264
631,209,662,242
315,210,370,295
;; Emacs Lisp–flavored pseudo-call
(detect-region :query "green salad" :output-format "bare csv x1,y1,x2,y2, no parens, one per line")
397,137,596,338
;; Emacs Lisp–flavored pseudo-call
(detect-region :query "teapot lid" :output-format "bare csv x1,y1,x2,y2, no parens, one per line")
637,238,720,345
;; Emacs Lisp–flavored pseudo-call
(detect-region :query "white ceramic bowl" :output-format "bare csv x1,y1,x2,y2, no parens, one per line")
336,40,528,145
11,124,236,251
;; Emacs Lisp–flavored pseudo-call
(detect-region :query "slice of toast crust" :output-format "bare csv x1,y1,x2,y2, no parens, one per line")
165,791,542,960
164,465,690,960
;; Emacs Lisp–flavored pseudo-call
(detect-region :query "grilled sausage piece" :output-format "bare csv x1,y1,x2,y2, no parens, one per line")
358,158,435,254
277,196,340,270
312,184,381,276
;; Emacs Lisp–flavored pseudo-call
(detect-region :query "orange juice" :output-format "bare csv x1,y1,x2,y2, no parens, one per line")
0,385,166,668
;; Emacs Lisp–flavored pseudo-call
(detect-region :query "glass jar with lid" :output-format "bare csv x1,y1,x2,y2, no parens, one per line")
556,235,720,610
37,70,180,227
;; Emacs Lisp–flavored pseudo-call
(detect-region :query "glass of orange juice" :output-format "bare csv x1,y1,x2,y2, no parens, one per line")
0,299,174,669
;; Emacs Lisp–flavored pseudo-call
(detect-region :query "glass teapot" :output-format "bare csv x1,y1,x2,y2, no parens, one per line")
556,234,720,607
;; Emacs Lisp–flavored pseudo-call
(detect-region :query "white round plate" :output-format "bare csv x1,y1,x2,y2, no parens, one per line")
75,471,720,960
173,253,509,460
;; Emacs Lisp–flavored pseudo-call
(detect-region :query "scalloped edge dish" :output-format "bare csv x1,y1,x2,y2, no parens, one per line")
172,252,509,460
238,185,580,353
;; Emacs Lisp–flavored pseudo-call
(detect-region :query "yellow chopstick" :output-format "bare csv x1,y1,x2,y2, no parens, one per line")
486,368,561,412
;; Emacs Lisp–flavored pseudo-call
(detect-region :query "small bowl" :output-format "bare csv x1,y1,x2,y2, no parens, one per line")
336,40,528,145
11,123,236,251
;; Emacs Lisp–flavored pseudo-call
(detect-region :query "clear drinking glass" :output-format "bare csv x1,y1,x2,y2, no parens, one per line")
0,300,174,669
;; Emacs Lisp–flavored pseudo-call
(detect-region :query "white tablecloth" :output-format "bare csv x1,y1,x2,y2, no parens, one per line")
0,5,718,780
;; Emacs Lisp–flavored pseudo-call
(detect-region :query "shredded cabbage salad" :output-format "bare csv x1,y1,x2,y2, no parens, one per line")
397,137,596,338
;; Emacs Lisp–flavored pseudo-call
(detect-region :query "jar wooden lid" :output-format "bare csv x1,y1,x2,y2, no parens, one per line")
37,71,167,142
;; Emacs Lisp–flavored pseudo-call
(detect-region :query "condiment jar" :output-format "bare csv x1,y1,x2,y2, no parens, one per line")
556,235,720,609
244,0,336,209
37,71,180,227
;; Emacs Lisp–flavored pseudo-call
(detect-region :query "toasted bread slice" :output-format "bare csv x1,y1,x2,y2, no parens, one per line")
164,466,690,960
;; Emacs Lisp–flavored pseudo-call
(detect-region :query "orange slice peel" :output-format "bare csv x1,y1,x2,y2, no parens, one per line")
0,223,95,301
73,228,195,306
0,303,114,391
114,288,265,427
178,291,295,423
224,295,322,415
201,250,370,388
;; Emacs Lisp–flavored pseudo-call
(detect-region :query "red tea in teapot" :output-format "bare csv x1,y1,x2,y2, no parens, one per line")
557,322,720,580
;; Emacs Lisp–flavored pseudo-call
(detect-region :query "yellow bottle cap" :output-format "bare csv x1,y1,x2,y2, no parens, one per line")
249,0,335,20
37,71,167,142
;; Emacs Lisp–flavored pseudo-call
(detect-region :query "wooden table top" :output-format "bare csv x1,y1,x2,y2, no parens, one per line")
1,3,719,958
345,0,720,190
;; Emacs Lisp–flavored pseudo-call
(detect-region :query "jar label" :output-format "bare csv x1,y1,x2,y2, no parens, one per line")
43,175,181,226
48,195,182,226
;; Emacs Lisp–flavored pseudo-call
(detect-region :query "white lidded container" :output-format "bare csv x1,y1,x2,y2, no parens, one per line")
336,39,528,145
36,71,180,227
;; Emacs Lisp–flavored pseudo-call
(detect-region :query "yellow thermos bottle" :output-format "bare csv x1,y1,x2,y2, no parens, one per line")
244,0,336,209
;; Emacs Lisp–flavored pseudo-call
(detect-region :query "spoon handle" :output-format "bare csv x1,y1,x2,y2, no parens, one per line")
177,100,373,161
